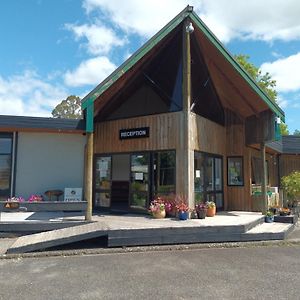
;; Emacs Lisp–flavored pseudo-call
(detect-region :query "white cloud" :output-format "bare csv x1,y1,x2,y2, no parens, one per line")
83,0,300,43
83,0,195,37
65,23,126,55
0,71,68,116
64,56,116,87
261,52,300,93
276,95,288,109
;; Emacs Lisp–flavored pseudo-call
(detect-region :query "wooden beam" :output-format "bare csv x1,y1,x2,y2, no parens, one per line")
179,20,194,208
85,132,94,221
260,141,268,214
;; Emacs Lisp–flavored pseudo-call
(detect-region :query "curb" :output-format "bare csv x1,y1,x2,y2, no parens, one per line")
1,238,300,260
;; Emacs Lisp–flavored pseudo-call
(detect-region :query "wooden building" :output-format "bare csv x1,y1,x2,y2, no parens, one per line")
81,6,285,218
279,136,300,177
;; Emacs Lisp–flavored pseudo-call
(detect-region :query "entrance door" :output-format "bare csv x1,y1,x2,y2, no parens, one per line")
194,152,223,209
130,153,150,209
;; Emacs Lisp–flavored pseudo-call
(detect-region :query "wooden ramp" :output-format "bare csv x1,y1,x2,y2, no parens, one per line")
6,212,295,254
7,222,109,254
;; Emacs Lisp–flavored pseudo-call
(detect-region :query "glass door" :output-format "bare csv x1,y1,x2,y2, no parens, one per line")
194,152,223,209
130,153,150,209
94,156,112,208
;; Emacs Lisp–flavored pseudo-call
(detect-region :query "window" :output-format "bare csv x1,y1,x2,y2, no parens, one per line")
0,134,13,200
251,157,269,185
227,157,244,186
153,151,176,196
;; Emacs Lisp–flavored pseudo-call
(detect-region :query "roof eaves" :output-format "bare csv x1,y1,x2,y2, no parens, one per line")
81,6,192,110
190,12,285,121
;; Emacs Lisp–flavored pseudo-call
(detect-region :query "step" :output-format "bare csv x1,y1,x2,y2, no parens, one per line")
107,222,294,247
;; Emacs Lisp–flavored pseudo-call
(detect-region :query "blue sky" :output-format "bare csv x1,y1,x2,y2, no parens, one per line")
0,0,300,133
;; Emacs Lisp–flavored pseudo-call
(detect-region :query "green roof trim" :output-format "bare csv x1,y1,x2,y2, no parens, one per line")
81,6,192,110
81,6,285,122
189,12,285,121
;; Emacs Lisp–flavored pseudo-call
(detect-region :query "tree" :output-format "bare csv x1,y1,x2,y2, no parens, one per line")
52,95,82,119
293,129,300,136
234,54,289,135
279,123,289,135
234,54,277,102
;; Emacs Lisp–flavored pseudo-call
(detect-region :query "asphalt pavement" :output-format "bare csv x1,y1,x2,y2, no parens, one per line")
1,244,300,300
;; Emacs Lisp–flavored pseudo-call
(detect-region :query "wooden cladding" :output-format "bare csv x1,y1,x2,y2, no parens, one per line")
245,110,275,145
279,155,300,178
191,113,226,155
94,112,181,153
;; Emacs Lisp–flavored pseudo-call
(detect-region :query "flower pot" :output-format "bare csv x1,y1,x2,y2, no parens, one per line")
196,209,207,219
206,207,216,217
178,211,188,220
265,216,274,223
152,209,166,219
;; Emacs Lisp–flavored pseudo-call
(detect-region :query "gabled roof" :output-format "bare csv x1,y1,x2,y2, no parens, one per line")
81,5,284,121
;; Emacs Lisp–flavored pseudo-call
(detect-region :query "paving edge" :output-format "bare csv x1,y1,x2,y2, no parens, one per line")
2,238,300,260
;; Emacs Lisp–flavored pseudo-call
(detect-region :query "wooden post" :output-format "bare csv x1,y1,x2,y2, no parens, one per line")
180,20,194,208
85,132,94,221
260,141,268,214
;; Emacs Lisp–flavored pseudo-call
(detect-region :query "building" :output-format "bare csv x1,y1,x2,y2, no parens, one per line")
81,6,285,216
0,115,86,201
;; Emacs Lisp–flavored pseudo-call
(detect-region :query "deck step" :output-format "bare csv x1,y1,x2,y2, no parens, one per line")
107,223,294,247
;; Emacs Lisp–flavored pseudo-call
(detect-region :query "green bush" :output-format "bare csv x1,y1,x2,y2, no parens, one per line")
281,171,300,202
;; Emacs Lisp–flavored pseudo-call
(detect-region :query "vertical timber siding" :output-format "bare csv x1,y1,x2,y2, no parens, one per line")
94,112,181,153
279,155,300,178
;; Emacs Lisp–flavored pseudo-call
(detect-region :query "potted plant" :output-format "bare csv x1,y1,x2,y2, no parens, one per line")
265,211,274,223
28,194,43,202
174,195,189,220
206,201,216,217
162,194,176,217
149,198,166,219
279,207,291,216
195,202,207,219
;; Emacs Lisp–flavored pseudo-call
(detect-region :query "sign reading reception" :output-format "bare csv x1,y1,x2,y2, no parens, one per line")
119,127,150,140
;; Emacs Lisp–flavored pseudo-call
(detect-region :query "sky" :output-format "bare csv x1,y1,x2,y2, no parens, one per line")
0,0,300,133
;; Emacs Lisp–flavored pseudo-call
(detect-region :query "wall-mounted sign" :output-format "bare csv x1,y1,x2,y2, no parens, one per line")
119,127,150,140
64,188,82,202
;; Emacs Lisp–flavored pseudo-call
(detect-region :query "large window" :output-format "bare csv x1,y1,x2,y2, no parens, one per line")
94,156,112,207
0,134,13,200
130,153,150,209
94,150,176,211
153,151,176,196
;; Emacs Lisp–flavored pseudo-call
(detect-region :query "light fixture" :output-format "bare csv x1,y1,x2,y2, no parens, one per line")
276,117,281,124
186,22,194,33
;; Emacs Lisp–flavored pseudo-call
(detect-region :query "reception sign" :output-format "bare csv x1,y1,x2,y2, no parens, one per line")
119,127,150,140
